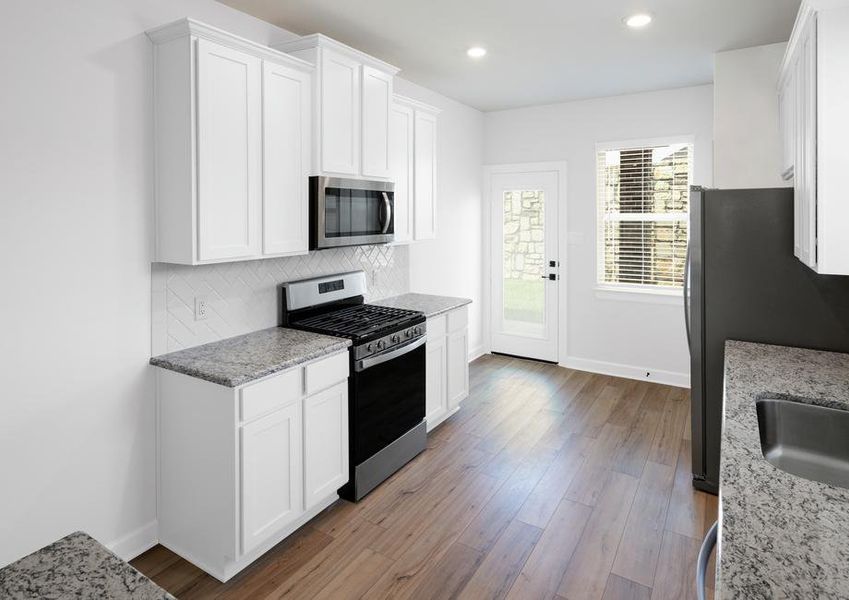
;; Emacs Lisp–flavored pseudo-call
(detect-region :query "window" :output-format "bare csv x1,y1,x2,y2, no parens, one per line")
596,139,693,291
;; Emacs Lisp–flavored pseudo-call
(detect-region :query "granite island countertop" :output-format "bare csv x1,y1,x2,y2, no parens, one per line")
719,340,849,599
150,327,350,387
375,293,471,318
0,531,173,599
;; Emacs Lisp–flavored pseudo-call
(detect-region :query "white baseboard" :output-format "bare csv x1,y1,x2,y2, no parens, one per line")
561,356,689,388
468,345,486,362
107,520,158,561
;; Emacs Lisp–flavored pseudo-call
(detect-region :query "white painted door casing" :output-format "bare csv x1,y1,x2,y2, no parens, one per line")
262,60,311,256
303,381,349,510
240,399,303,555
196,38,262,262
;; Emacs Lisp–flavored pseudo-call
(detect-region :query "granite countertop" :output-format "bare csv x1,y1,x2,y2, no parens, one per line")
719,341,849,599
0,531,173,599
375,293,471,318
150,327,350,387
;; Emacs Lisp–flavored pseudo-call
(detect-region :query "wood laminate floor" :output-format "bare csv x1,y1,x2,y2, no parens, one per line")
133,354,718,600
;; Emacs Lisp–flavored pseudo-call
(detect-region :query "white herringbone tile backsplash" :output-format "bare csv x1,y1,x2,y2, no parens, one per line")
151,245,410,355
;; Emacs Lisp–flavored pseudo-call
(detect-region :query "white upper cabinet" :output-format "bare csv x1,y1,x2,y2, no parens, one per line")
390,102,415,243
779,1,849,275
392,95,441,242
319,49,361,175
272,34,399,180
147,19,313,265
196,40,262,262
361,66,393,178
262,61,311,256
414,110,438,240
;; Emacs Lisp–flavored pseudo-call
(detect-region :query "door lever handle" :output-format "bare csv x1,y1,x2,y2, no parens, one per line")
540,274,557,281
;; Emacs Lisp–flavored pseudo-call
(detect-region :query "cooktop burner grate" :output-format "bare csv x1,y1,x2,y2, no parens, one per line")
291,304,422,339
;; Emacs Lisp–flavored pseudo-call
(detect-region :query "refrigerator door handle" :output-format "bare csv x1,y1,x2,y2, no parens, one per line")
684,242,692,354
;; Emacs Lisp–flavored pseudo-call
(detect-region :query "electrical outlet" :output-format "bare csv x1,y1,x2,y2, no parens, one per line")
195,296,209,321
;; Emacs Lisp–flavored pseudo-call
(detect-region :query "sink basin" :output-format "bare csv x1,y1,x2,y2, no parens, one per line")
756,398,849,489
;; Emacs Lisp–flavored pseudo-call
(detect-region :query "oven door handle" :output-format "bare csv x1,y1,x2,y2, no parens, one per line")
355,335,425,372
380,192,392,234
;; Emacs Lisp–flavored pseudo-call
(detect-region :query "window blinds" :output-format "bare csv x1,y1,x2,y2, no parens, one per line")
597,143,692,289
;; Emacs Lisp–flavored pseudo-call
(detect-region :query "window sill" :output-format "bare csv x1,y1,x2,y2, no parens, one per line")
594,285,683,306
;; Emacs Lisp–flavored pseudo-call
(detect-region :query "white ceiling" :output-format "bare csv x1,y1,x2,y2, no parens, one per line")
219,0,801,112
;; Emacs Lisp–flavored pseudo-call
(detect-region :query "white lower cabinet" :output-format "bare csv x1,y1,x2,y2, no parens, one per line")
425,305,470,431
157,351,349,582
240,399,302,555
304,381,349,510
425,317,448,427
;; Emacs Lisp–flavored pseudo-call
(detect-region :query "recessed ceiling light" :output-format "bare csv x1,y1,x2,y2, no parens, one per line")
624,13,653,28
467,46,487,58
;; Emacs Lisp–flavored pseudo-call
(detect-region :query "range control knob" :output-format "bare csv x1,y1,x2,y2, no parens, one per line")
404,329,411,338
366,343,373,353
391,334,400,343
414,326,422,335
376,340,386,350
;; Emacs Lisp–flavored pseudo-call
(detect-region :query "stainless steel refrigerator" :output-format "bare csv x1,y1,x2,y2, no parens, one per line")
686,186,849,494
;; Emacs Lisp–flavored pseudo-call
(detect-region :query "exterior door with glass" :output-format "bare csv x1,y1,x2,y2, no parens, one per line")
488,163,563,362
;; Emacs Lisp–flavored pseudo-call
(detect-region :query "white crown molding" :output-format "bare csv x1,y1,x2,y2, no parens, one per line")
272,33,400,75
145,18,314,71
393,93,442,115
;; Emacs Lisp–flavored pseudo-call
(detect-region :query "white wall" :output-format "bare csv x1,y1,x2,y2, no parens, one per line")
394,78,486,357
714,43,789,189
0,0,483,567
484,85,714,385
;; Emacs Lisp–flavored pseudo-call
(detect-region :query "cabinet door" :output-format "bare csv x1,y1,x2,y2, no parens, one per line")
262,61,311,256
361,66,393,178
390,103,415,243
447,329,469,410
413,110,438,240
240,401,302,555
794,20,817,268
303,381,348,510
320,50,360,175
196,38,262,262
425,335,447,428
779,65,797,181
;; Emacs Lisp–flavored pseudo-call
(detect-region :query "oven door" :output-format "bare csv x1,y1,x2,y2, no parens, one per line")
350,336,426,465
311,176,395,249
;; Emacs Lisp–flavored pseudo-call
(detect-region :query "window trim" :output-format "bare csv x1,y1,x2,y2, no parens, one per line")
595,135,695,294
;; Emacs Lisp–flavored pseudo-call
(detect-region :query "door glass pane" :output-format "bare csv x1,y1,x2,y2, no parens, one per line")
503,190,545,324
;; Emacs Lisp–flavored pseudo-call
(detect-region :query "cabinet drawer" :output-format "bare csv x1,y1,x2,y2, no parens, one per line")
427,314,447,340
240,368,300,422
304,352,349,396
447,306,468,332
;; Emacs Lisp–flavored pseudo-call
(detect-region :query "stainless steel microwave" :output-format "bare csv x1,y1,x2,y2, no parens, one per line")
309,176,395,250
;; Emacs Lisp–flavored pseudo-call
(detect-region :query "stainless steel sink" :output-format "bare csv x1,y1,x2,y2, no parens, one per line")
756,398,849,489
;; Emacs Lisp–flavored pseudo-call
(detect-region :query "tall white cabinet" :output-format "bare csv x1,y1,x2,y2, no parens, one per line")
147,19,312,265
391,95,441,242
273,34,399,180
778,1,849,275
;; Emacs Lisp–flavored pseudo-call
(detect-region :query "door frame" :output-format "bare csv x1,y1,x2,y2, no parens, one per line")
482,161,568,364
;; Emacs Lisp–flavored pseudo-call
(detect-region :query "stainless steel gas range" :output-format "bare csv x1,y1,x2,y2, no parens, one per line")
281,271,426,501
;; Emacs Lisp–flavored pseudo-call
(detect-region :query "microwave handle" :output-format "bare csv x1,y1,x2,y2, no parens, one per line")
380,192,392,234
